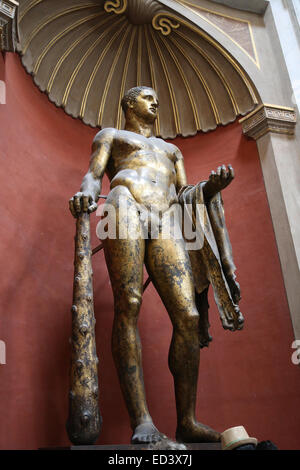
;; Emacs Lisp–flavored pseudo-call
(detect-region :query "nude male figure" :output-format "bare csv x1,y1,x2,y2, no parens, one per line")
69,86,235,444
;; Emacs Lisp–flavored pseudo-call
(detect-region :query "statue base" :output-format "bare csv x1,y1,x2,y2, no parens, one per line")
41,443,221,450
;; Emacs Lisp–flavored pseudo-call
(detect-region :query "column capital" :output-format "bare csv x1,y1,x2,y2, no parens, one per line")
239,104,297,140
0,0,19,52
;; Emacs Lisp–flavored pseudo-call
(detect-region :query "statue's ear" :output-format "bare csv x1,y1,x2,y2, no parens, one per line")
128,99,135,109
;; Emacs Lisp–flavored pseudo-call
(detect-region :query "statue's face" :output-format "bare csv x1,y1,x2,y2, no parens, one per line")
132,88,159,123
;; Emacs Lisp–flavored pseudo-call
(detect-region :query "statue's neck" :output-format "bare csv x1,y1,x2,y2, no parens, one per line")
124,119,154,138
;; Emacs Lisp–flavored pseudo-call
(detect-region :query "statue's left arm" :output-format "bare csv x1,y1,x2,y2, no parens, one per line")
174,147,243,330
174,148,188,192
174,148,234,201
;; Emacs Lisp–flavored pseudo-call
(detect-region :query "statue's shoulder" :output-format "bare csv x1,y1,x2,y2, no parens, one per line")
167,142,183,160
153,137,180,153
93,127,117,145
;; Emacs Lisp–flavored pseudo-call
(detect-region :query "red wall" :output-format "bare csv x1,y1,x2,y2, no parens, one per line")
1,53,300,450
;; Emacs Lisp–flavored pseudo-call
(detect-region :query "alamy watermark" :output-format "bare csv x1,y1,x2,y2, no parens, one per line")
291,340,300,365
0,340,6,365
0,80,6,104
95,196,205,251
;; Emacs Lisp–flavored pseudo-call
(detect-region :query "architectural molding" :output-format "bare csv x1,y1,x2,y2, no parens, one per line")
104,0,181,34
209,0,269,15
174,0,260,68
0,0,19,52
239,103,297,140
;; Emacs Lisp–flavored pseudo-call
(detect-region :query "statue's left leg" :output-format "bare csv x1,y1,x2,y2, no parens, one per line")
145,229,220,443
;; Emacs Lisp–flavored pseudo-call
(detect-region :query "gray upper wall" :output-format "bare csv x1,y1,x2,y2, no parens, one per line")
210,0,269,14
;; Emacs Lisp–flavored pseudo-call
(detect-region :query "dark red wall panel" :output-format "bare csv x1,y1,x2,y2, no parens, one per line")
0,53,300,450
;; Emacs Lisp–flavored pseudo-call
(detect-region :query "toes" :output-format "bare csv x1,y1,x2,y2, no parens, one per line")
133,433,163,444
131,434,140,444
132,425,166,444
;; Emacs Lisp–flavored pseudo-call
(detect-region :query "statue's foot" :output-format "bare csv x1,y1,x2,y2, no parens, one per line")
131,422,167,444
176,421,221,443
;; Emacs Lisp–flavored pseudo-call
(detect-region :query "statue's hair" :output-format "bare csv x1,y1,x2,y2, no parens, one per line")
121,86,154,113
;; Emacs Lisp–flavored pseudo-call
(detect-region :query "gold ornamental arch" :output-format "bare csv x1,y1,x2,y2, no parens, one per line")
17,0,259,139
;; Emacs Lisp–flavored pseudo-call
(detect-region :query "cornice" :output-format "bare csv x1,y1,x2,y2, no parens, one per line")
239,104,297,140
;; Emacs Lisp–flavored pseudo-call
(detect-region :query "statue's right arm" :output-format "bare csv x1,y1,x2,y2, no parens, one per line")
69,128,115,217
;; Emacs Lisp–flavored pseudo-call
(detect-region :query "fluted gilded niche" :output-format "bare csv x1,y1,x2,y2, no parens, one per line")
17,0,259,139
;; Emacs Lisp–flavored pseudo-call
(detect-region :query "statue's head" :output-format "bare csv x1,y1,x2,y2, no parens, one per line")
121,86,159,124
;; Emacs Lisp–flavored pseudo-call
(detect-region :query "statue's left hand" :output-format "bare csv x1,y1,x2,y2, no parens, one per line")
203,165,234,201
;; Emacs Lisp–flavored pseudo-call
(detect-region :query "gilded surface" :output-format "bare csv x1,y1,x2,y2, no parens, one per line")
17,0,258,138
66,212,102,444
69,86,243,445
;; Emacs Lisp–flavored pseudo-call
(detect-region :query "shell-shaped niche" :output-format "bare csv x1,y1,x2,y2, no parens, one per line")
125,0,162,24
17,0,259,139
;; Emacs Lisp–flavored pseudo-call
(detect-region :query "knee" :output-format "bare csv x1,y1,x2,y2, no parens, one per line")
115,290,142,319
125,294,142,314
174,309,199,339
112,291,142,355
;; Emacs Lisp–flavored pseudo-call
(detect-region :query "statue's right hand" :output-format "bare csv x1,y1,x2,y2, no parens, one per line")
69,192,98,218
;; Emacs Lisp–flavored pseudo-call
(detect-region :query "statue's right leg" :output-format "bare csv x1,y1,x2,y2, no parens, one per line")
101,186,165,444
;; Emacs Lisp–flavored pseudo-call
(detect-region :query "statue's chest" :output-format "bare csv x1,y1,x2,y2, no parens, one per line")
113,133,173,160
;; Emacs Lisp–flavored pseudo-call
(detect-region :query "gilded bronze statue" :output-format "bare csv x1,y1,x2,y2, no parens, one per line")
68,86,244,445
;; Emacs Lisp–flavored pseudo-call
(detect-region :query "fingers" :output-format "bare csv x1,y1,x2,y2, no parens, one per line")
69,199,77,218
216,165,225,178
209,170,216,181
73,192,82,214
217,165,230,179
228,164,234,179
214,165,235,184
221,164,227,179
69,192,97,217
88,202,98,213
82,195,91,212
